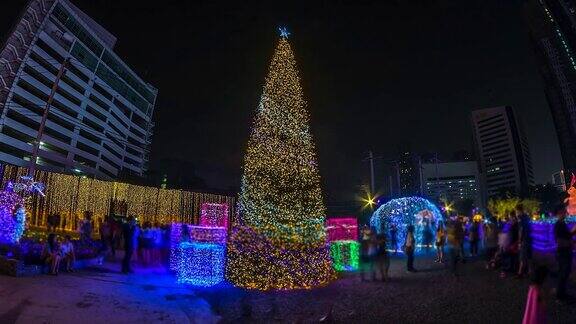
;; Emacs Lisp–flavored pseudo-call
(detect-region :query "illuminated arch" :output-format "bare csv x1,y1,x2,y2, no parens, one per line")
370,197,444,252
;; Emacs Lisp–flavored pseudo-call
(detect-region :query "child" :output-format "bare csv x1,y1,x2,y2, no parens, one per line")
60,235,76,272
522,266,548,324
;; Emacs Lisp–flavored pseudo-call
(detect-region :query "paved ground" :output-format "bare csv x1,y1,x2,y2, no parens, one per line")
1,254,575,324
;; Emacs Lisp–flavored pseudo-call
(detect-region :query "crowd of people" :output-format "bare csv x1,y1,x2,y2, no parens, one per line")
360,203,576,310
360,225,390,281
41,212,173,275
98,216,171,274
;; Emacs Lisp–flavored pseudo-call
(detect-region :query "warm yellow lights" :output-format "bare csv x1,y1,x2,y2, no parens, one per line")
0,165,235,230
363,195,377,208
227,36,334,290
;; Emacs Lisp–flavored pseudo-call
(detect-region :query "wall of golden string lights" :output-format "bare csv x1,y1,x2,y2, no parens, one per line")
0,165,235,231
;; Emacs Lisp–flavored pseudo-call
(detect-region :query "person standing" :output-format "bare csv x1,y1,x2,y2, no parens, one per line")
375,233,390,281
423,220,433,254
469,219,480,257
361,227,376,281
122,216,136,274
79,211,93,243
54,213,61,232
390,224,398,254
455,217,466,262
47,214,57,233
100,218,111,254
517,204,533,278
404,225,416,272
435,222,446,263
484,218,499,269
508,213,520,275
109,217,119,257
553,205,576,302
447,219,462,276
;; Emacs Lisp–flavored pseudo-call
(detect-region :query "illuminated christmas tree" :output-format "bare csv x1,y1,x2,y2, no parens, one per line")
227,29,334,290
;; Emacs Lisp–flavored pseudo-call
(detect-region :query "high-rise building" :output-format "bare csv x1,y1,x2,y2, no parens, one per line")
552,170,567,191
471,106,535,199
398,151,422,196
422,161,482,208
525,0,576,178
0,0,157,179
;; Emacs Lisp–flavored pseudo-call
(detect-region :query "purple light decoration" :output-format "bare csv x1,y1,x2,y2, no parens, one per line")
326,217,358,242
530,217,576,252
170,222,228,279
0,190,25,244
188,225,227,244
176,241,226,286
169,222,186,270
200,203,229,229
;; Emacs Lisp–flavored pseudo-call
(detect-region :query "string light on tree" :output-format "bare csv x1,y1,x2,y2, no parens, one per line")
0,190,25,244
227,29,334,290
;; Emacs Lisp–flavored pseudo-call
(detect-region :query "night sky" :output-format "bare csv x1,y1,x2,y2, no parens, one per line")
1,0,563,202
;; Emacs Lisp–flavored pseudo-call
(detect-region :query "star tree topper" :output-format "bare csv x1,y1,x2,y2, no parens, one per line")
278,26,290,38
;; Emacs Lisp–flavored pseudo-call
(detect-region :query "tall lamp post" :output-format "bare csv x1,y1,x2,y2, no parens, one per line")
28,58,69,176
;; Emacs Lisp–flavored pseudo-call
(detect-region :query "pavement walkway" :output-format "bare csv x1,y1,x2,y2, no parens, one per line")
0,254,575,323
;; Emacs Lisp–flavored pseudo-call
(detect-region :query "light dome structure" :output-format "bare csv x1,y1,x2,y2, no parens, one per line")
370,197,443,252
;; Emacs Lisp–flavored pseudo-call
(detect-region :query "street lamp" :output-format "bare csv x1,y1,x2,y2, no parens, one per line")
362,193,377,209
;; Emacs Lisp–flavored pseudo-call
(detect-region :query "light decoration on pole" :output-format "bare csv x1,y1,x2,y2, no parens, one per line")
176,241,226,286
226,31,334,290
370,197,443,252
200,203,229,228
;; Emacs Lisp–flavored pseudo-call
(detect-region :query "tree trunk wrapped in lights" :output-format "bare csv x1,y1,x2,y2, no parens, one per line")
227,32,334,290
